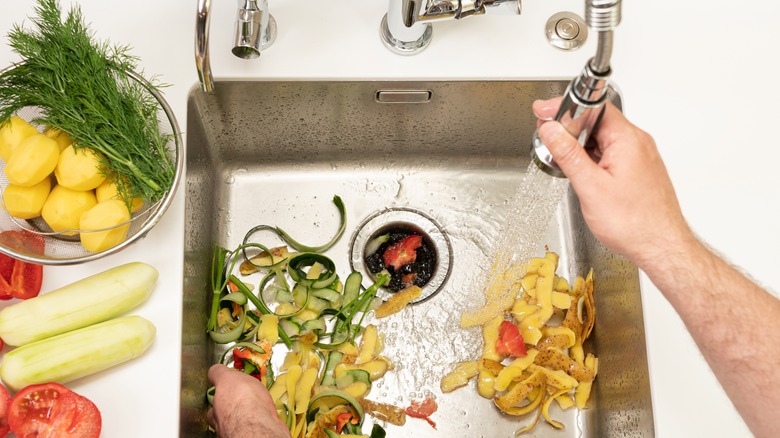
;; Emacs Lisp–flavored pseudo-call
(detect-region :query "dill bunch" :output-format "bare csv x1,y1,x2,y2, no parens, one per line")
0,0,175,206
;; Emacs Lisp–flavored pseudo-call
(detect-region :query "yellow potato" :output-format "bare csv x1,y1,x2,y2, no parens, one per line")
78,199,131,252
95,178,143,213
55,145,106,191
0,116,39,162
4,134,60,187
41,185,97,235
440,360,479,393
2,177,51,219
43,127,74,151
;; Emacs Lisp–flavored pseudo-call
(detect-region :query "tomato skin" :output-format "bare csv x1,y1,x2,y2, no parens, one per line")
0,384,10,437
405,396,438,429
8,383,101,438
495,320,528,358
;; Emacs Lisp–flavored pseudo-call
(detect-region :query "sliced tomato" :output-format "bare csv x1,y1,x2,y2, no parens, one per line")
9,259,43,300
0,231,44,301
8,383,102,438
496,320,527,358
0,254,14,300
382,235,423,271
0,384,10,437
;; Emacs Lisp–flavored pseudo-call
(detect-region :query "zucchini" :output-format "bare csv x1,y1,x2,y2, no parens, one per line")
0,262,158,346
0,315,156,392
321,350,344,386
335,369,372,389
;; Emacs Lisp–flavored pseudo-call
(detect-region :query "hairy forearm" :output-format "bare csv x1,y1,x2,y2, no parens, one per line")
640,233,780,438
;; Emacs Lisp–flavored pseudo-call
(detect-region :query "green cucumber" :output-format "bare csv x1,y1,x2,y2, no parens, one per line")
335,369,371,389
0,315,156,391
0,262,158,346
279,319,301,338
321,350,344,386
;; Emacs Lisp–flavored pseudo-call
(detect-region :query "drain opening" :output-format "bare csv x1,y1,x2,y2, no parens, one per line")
349,208,452,304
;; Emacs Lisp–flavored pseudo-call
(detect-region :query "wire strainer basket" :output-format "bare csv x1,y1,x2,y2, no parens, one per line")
0,68,183,265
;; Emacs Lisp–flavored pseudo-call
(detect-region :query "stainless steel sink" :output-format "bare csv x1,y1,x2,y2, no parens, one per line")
180,80,655,437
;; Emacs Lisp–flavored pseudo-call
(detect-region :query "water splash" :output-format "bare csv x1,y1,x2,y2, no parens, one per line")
460,163,570,326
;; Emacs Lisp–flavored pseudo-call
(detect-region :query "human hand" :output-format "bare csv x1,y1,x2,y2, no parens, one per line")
207,364,290,438
533,98,695,268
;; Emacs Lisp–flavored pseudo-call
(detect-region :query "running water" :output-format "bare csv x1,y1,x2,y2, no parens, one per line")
459,162,571,327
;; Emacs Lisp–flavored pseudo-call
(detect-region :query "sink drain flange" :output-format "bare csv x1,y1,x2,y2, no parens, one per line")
349,208,452,304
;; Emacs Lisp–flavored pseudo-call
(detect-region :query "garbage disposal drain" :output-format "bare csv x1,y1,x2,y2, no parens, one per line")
349,208,452,304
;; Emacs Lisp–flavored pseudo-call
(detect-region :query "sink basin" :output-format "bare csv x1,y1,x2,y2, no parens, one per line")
180,80,655,437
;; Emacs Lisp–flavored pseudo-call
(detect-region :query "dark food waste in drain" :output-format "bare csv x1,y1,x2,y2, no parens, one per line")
364,229,436,292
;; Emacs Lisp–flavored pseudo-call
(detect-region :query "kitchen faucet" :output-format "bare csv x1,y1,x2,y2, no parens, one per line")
531,0,622,177
380,0,522,55
195,0,277,92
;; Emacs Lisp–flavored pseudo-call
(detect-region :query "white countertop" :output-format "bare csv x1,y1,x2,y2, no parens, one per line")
2,1,778,437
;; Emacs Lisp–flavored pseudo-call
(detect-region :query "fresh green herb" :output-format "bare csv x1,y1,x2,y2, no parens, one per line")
0,0,175,205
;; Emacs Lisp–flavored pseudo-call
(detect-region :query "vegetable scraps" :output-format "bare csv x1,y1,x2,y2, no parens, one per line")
441,251,599,435
0,0,175,207
208,195,434,437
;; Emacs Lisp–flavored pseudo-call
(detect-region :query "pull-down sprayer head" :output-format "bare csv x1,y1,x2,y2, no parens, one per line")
531,0,622,177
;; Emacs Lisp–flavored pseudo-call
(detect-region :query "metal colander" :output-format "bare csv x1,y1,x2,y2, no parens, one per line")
0,69,183,265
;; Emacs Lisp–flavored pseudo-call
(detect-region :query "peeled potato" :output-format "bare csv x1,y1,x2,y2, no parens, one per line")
4,134,59,187
95,178,143,213
41,185,97,235
2,177,52,219
54,145,106,191
0,116,40,162
44,127,74,152
79,199,131,252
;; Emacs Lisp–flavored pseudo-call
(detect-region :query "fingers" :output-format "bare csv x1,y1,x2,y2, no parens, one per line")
532,97,563,122
206,407,218,434
208,363,229,385
537,121,600,182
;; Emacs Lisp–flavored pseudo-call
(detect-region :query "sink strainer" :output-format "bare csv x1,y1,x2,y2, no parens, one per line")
349,208,452,304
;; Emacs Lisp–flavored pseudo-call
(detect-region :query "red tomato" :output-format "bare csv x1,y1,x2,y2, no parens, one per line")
0,384,10,437
9,260,43,300
382,235,423,271
0,254,14,300
8,383,102,438
0,231,44,300
495,320,528,358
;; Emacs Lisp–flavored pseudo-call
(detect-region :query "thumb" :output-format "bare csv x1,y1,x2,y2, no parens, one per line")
537,121,600,183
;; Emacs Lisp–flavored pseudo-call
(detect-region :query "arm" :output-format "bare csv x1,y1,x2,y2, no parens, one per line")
207,364,291,438
534,99,780,438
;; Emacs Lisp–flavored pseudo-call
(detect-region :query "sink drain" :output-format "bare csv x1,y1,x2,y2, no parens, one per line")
349,208,452,304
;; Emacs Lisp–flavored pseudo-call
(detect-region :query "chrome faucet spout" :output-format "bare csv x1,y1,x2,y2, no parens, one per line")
532,0,622,177
195,0,213,92
381,0,521,55
195,0,277,93
232,0,277,60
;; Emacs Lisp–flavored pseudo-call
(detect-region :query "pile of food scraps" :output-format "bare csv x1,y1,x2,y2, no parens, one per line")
441,251,598,434
207,196,437,438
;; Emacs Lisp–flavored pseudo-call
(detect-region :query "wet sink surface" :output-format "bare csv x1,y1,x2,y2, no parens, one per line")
180,80,655,437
